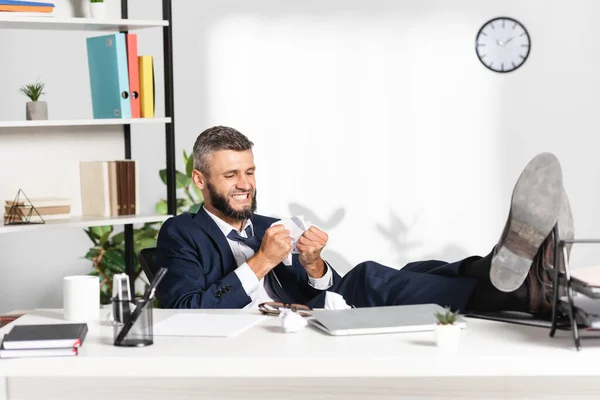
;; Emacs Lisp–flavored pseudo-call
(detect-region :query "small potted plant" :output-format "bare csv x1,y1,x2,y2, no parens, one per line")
89,0,106,19
434,307,462,351
19,78,48,121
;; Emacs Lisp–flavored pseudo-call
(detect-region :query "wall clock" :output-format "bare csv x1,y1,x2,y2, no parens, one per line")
475,17,531,73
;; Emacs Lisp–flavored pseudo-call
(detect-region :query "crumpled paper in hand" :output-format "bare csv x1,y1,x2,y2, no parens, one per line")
271,215,313,266
324,291,352,310
279,308,307,333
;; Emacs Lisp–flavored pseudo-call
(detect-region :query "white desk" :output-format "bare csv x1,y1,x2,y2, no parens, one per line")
0,308,599,399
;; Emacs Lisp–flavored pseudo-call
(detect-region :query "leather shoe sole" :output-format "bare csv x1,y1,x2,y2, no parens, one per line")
490,153,564,292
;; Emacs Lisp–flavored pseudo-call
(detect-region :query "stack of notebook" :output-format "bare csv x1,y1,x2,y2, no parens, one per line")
4,196,71,223
0,323,88,359
0,0,56,16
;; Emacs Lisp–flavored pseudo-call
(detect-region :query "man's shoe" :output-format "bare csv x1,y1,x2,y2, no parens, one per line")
527,234,557,315
490,153,564,292
539,190,575,273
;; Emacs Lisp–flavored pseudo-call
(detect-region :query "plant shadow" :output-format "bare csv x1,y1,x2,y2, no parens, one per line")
376,208,470,267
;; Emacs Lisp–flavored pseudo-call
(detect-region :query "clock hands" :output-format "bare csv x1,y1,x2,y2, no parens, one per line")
495,36,516,47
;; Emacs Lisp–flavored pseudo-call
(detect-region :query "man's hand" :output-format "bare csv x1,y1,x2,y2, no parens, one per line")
296,226,328,278
247,225,292,279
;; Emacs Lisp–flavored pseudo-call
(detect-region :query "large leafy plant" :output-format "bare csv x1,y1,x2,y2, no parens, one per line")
84,150,204,304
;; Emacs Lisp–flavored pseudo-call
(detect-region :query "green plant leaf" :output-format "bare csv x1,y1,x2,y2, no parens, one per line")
177,198,188,208
90,225,112,238
188,203,202,213
159,169,192,188
19,78,45,101
134,237,157,255
100,249,126,273
136,227,159,239
183,149,188,164
84,229,99,246
84,249,100,260
98,231,111,247
192,185,204,203
186,154,194,178
155,200,168,215
111,231,125,245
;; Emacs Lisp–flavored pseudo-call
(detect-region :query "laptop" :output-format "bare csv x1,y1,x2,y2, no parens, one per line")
308,304,467,336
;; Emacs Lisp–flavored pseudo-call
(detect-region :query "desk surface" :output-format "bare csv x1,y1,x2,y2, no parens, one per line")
0,308,598,378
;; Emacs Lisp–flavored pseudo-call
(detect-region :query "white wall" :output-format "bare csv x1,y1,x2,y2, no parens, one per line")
1,0,599,312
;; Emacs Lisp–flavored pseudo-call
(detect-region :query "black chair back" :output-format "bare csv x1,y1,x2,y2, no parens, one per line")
138,247,157,283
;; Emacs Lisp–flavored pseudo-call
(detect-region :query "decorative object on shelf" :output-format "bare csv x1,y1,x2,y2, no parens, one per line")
89,0,105,19
83,149,204,304
475,16,531,73
19,78,47,120
433,307,462,351
4,189,44,225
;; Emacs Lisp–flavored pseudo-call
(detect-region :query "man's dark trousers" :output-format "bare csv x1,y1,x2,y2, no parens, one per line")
306,259,479,312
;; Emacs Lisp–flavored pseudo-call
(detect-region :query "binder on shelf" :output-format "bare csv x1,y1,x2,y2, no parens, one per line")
125,33,141,118
139,55,154,118
86,33,132,119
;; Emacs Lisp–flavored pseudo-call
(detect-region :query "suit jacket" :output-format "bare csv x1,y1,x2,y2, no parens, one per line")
155,208,342,309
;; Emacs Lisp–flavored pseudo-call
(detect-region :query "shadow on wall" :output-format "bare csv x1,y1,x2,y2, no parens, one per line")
376,208,470,268
288,203,353,276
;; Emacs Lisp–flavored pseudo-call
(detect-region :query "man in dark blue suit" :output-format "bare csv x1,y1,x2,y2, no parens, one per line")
156,126,572,316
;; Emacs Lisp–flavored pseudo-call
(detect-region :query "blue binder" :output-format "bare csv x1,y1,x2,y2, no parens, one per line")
86,33,132,119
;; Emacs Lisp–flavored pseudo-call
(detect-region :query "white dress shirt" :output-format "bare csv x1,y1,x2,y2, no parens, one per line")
204,207,333,309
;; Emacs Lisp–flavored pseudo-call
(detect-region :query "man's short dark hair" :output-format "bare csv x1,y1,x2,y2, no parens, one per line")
193,126,254,176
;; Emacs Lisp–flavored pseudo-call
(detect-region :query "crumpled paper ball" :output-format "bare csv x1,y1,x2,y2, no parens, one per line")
279,308,307,333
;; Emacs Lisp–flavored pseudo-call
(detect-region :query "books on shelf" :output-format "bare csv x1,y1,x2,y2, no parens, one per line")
80,160,140,217
0,0,55,14
86,33,155,120
0,322,87,359
4,196,71,223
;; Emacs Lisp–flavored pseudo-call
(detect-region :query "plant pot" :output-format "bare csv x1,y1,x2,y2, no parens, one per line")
89,2,106,19
434,323,461,351
26,101,48,120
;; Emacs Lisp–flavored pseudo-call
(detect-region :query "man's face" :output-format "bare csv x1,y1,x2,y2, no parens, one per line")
199,150,257,221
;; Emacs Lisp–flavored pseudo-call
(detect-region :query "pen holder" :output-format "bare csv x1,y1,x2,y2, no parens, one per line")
111,297,153,347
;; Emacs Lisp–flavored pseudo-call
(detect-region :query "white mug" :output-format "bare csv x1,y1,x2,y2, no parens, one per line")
63,275,100,322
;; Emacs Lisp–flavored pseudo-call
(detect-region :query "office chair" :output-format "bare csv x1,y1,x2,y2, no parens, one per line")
137,247,157,283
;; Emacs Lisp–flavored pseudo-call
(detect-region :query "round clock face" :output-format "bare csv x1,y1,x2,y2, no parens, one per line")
475,17,531,73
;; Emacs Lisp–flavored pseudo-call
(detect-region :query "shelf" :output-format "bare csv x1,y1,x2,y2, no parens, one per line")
0,214,172,234
0,16,168,31
0,117,171,128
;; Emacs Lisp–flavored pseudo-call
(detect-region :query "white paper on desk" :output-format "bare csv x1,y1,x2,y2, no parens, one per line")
152,313,266,338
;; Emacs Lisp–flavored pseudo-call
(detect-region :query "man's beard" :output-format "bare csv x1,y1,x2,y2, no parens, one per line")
206,181,257,221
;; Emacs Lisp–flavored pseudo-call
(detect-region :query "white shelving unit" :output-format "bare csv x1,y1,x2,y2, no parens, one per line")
0,3,178,287
0,214,171,234
0,16,168,31
0,117,171,128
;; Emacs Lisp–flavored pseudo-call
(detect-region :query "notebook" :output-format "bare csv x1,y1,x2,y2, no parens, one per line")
0,342,78,359
308,304,467,336
2,323,88,350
